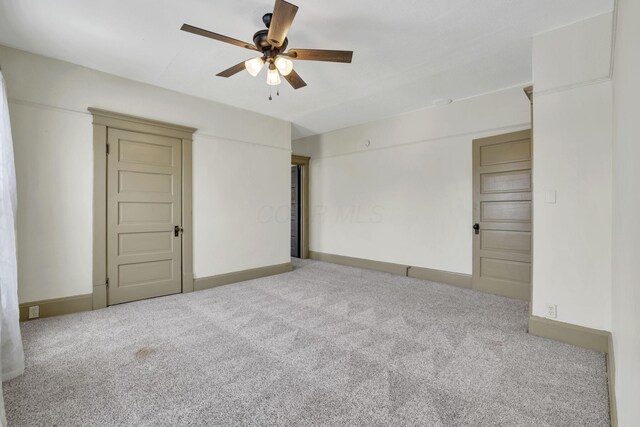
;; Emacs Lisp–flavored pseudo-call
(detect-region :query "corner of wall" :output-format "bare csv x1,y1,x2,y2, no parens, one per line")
531,11,614,331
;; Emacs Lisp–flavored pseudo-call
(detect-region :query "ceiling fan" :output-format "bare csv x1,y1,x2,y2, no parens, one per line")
180,0,353,95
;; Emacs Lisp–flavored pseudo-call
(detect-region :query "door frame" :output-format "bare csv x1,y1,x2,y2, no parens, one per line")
291,155,310,259
523,86,534,309
89,108,197,309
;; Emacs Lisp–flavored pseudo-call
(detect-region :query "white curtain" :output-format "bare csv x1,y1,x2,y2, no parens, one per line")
0,70,24,426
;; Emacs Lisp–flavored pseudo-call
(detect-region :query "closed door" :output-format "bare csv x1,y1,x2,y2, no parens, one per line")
472,129,532,301
107,129,183,305
291,165,300,258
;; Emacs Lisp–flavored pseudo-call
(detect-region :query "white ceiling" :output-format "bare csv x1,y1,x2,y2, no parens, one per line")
0,0,613,138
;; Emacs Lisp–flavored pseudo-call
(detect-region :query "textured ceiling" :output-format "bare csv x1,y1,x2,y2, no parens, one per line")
0,0,613,138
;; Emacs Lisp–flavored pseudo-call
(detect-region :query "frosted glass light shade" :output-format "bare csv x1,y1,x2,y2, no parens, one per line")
274,57,293,76
266,68,281,85
244,57,265,77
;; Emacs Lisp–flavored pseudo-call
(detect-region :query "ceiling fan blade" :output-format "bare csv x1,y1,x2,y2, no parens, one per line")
216,61,251,78
267,0,298,48
181,24,258,51
287,49,353,63
283,69,307,90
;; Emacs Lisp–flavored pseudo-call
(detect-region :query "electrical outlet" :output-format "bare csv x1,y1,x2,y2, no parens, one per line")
546,304,557,319
28,305,40,319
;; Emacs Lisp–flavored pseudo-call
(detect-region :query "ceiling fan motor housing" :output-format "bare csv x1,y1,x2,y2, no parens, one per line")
253,30,288,53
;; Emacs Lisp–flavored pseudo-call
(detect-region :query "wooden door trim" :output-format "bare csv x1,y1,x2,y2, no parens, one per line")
524,85,534,310
523,85,533,103
88,108,196,139
291,155,310,259
90,108,196,309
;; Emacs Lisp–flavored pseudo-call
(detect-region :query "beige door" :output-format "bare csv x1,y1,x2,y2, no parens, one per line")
472,129,532,301
107,129,183,305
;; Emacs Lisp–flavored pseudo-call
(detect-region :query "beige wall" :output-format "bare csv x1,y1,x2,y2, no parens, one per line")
293,86,530,274
192,137,291,277
531,13,614,331
0,45,291,303
611,0,640,423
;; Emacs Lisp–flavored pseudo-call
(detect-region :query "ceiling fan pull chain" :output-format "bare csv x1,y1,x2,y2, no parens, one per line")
277,85,280,97
269,84,272,101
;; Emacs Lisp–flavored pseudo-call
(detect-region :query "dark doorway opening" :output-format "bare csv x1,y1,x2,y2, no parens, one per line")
291,165,301,258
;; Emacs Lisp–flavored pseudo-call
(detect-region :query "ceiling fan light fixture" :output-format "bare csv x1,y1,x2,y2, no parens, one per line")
266,68,281,85
274,56,294,76
245,57,265,77
181,0,353,93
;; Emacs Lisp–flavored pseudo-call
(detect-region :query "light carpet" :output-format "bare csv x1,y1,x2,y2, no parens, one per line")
4,259,610,426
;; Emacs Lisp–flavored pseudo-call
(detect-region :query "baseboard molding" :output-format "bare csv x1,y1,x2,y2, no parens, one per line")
19,294,93,321
309,251,474,290
528,316,609,353
194,262,293,291
18,264,291,321
607,334,617,427
15,260,619,425
529,316,616,425
309,251,408,276
408,266,472,289
309,251,618,421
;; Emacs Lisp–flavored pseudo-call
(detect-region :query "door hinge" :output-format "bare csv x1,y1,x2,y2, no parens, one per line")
106,144,110,155
106,278,109,287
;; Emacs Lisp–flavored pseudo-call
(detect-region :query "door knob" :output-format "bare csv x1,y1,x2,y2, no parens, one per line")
473,223,480,235
174,225,184,237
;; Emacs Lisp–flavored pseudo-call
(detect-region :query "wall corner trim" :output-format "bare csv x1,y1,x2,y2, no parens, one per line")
527,316,616,425
528,315,610,352
523,85,533,102
19,294,93,322
607,333,617,427
193,262,293,291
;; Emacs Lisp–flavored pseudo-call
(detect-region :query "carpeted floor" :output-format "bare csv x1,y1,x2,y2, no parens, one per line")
4,259,610,426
